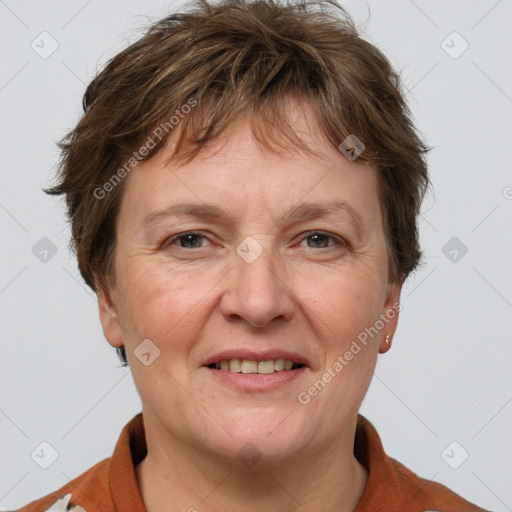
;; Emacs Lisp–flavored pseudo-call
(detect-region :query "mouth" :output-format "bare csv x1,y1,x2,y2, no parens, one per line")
201,350,309,391
206,358,306,374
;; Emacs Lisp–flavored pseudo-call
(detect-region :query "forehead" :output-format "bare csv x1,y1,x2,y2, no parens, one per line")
117,100,381,231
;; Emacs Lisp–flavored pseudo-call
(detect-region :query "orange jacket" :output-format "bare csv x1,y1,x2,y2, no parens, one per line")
13,413,489,512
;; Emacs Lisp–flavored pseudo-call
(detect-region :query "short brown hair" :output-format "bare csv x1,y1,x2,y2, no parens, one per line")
45,0,431,365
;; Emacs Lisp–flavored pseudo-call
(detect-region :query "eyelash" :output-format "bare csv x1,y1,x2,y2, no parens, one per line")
163,230,346,250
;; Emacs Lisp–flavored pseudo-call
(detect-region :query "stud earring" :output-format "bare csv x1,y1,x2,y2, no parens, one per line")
385,334,391,344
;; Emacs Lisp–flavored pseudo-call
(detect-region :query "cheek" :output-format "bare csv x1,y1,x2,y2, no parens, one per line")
114,259,220,351
299,266,385,347
300,274,381,413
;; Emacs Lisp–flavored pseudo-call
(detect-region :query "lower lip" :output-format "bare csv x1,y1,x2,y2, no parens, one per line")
204,366,308,392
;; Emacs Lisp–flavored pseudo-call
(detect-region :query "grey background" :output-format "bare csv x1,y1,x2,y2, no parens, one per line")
0,0,511,510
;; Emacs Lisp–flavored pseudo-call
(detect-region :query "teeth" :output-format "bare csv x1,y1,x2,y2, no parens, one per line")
257,360,275,374
241,360,258,373
229,359,241,372
213,358,299,374
274,358,285,371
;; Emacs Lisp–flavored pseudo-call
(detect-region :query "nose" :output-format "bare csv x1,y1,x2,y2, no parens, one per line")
219,244,295,328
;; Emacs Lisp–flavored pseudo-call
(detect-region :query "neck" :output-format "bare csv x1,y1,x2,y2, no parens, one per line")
136,413,368,512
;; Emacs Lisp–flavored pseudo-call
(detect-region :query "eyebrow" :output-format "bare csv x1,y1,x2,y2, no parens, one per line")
143,200,365,236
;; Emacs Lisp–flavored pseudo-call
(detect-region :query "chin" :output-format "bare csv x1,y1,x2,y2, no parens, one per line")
198,408,310,465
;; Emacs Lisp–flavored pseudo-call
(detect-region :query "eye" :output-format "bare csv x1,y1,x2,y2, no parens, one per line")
298,231,345,249
164,231,211,249
162,230,345,251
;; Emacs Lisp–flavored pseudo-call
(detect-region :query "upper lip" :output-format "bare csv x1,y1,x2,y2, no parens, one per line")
203,349,310,367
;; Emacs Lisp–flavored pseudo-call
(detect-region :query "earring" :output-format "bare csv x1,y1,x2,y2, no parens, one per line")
385,334,391,344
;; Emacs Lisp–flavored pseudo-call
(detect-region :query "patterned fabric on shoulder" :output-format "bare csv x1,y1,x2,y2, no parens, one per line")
43,494,86,512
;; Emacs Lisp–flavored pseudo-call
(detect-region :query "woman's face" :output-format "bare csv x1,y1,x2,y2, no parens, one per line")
98,100,401,466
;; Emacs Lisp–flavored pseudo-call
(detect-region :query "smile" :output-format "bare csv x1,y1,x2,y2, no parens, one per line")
207,358,305,374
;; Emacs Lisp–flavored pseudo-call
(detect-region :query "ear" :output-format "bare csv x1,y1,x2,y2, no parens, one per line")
378,279,403,354
97,284,124,349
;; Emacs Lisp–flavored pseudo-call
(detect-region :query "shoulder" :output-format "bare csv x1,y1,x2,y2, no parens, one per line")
389,456,490,512
9,458,112,512
354,414,491,512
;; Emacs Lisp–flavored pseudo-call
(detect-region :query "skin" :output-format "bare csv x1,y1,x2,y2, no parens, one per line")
97,99,402,512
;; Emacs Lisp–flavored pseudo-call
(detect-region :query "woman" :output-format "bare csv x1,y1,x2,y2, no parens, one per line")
16,0,490,510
